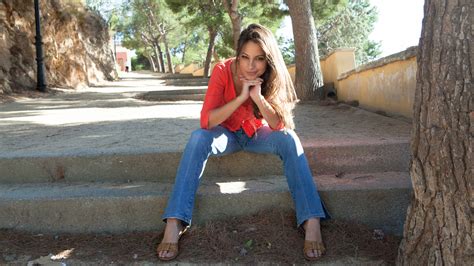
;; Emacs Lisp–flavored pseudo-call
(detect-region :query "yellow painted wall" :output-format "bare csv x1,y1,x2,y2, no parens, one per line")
320,48,356,85
193,62,220,77
174,64,185,73
192,68,205,77
337,57,417,118
287,49,355,86
180,63,200,74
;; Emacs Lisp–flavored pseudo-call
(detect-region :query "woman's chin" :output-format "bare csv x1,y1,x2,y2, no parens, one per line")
244,74,260,80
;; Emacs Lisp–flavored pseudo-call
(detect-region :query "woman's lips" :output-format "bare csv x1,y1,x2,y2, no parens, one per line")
246,71,258,77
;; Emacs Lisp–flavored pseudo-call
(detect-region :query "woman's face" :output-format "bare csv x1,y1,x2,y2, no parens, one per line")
238,41,267,80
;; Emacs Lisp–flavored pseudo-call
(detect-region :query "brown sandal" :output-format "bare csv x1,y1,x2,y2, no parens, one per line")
157,242,179,261
303,240,326,261
156,225,188,261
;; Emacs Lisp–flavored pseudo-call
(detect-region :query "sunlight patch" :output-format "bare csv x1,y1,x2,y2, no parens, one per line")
216,181,248,194
51,248,75,260
211,134,229,154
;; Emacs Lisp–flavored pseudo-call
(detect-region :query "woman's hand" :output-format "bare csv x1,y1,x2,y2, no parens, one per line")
240,76,282,129
239,76,263,103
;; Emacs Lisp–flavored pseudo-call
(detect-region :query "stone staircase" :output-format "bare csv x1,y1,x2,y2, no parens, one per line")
0,103,411,239
0,72,413,238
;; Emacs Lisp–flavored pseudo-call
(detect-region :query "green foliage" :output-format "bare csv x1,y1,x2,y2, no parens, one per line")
315,0,382,65
166,0,226,29
311,0,348,24
216,0,284,59
278,36,295,65
84,0,124,29
131,53,151,70
177,29,209,65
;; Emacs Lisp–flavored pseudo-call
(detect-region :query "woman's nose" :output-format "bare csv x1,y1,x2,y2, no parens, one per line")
249,59,256,69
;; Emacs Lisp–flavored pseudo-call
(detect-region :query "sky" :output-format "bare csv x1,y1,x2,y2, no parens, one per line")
278,0,425,59
369,0,425,57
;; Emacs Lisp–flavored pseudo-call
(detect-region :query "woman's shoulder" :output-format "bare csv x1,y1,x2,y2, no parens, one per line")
213,58,234,72
211,58,235,80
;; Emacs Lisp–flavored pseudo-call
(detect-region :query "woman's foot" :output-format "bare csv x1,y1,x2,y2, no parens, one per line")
303,218,325,260
157,218,185,260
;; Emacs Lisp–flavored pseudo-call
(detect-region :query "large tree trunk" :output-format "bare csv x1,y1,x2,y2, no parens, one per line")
397,0,472,265
147,54,157,72
155,41,165,73
204,28,218,78
181,35,187,64
223,0,241,51
162,34,174,74
152,44,162,72
286,0,323,100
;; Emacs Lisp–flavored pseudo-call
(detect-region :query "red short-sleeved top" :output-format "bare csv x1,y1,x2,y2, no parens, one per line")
200,58,283,137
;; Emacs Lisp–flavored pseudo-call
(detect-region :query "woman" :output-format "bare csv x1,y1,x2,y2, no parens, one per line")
157,23,328,261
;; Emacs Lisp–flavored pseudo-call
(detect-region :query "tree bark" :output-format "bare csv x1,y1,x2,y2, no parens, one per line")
286,0,323,100
155,40,165,73
181,35,187,64
147,54,157,72
162,33,174,73
397,0,473,265
204,28,218,78
223,0,241,51
152,44,162,72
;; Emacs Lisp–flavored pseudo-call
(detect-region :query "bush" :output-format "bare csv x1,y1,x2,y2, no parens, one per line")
131,55,150,71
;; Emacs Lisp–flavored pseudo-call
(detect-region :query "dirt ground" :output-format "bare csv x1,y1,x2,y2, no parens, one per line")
0,88,62,104
1,209,400,265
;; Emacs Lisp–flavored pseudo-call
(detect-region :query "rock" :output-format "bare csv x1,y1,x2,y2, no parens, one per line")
3,253,16,262
0,0,117,94
27,254,66,266
372,229,385,240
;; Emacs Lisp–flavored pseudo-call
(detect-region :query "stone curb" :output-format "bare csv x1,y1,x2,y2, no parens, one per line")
0,172,412,235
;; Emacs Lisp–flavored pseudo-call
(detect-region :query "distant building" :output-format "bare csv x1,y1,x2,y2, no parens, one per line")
109,35,133,72
115,46,133,72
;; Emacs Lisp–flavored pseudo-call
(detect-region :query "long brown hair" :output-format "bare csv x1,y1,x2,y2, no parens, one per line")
236,23,298,129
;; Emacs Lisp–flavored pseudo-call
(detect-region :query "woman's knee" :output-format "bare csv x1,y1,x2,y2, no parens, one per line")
274,130,304,156
188,129,213,147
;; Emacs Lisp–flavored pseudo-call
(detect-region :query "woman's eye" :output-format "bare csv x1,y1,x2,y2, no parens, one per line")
241,55,249,59
257,57,266,61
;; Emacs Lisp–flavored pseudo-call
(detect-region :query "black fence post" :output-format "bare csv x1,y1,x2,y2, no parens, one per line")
34,0,47,92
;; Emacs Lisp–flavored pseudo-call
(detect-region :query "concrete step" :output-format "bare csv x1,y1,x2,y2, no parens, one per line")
159,73,203,79
139,88,206,101
165,78,209,86
0,141,409,183
0,171,412,235
21,256,393,265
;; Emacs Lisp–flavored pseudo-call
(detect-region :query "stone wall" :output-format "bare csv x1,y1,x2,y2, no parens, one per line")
0,0,116,95
337,47,417,119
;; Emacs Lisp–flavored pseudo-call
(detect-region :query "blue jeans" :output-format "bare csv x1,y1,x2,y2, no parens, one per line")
162,126,328,227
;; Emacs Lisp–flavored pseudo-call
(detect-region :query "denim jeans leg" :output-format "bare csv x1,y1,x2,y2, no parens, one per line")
244,127,327,227
162,126,241,226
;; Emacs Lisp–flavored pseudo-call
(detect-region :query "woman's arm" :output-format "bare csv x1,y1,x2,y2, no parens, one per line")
207,78,263,129
245,79,282,129
251,94,281,129
207,95,246,129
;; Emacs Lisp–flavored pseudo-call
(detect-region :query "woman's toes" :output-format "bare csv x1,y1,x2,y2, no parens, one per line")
159,251,170,259
315,249,321,257
306,249,322,258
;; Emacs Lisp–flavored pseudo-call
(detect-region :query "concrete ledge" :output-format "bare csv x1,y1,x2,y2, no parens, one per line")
0,142,410,183
165,78,209,86
320,48,356,61
139,89,207,101
0,172,412,234
338,46,417,81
